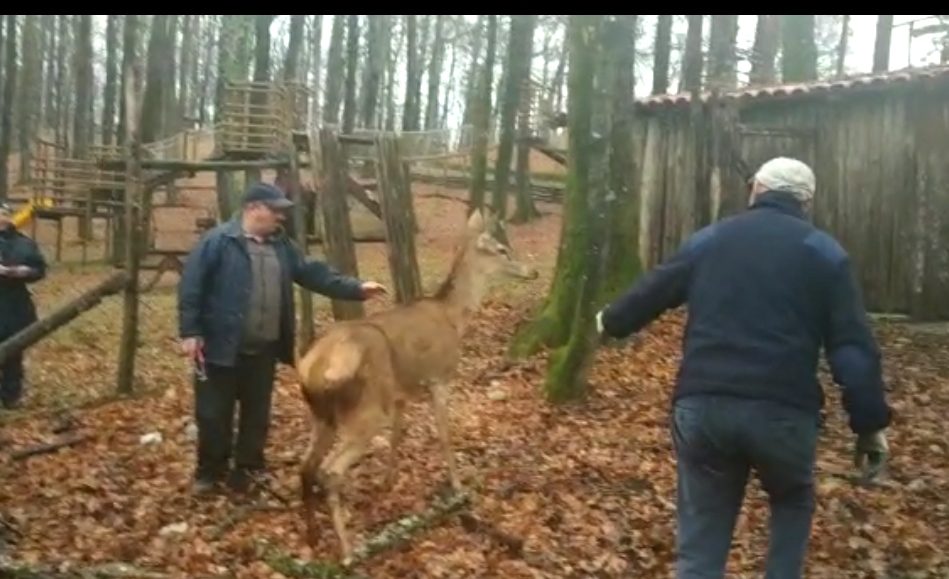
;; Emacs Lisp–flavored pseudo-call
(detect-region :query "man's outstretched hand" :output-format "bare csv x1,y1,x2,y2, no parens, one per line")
360,281,388,299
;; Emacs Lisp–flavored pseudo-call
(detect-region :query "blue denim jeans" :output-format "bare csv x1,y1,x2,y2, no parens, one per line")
672,394,819,579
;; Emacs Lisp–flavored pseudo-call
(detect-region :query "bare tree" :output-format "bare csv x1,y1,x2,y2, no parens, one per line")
102,15,120,145
323,15,346,125
467,15,497,215
284,15,304,81
708,15,738,90
781,15,817,82
403,15,420,130
424,15,446,130
652,14,672,94
18,16,41,177
681,15,704,92
73,15,93,157
362,15,385,129
0,16,16,199
836,15,850,78
750,15,780,85
342,15,359,134
873,15,893,73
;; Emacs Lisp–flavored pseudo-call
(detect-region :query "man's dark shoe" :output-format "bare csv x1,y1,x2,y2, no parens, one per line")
226,469,255,494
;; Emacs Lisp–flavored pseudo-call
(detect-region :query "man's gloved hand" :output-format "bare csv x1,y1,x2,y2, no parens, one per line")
854,430,889,480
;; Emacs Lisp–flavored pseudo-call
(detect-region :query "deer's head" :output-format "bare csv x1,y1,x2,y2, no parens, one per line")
466,209,539,281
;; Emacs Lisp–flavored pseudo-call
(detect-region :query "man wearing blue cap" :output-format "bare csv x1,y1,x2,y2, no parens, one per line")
0,202,47,409
178,183,387,495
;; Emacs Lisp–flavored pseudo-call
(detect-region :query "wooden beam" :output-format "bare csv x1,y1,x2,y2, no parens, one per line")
99,158,294,172
0,272,130,364
346,175,383,219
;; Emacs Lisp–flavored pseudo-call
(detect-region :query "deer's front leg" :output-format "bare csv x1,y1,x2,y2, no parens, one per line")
431,382,461,493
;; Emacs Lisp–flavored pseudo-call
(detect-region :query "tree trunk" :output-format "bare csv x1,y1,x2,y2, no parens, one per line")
441,39,457,128
40,15,55,133
18,16,41,181
424,15,445,130
511,16,539,224
248,14,273,183
511,14,641,363
652,14,672,94
836,15,850,78
467,15,497,215
55,16,70,147
310,15,323,125
117,15,138,147
141,15,167,145
362,15,385,130
284,15,304,82
163,15,179,137
750,15,780,85
0,19,4,164
551,27,568,113
384,16,403,131
318,128,364,320
542,15,627,402
376,134,423,303
402,15,420,131
178,15,194,126
708,15,738,91
781,15,817,82
323,15,346,125
681,15,704,93
0,16,15,200
462,16,485,126
342,15,359,134
73,15,94,158
491,15,535,227
102,15,120,146
873,15,893,73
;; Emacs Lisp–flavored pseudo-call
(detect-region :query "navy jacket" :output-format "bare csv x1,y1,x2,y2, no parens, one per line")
601,191,891,435
0,226,47,338
177,218,366,367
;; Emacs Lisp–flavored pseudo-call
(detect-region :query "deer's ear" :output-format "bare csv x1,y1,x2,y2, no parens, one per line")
467,209,485,233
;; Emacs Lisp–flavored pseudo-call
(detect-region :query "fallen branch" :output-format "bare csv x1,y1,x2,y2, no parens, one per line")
256,541,369,579
211,502,285,541
347,491,471,566
10,433,89,461
0,561,169,578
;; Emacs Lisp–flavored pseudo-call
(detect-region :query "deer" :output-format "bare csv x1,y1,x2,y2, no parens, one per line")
294,209,538,563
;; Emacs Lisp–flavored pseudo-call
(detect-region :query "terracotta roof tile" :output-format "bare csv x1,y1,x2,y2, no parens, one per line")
636,64,949,109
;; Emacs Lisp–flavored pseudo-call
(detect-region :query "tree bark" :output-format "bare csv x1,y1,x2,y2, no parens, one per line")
384,17,403,131
542,15,626,402
652,14,672,94
323,15,346,125
284,15,304,82
362,15,385,130
781,15,817,82
511,15,641,363
73,15,93,158
424,15,446,130
141,15,168,144
177,15,194,125
55,16,71,147
681,15,704,93
551,24,568,113
873,15,893,73
103,15,120,146
41,15,56,134
402,15,420,131
376,134,423,303
836,15,850,78
441,37,457,128
491,15,534,227
0,16,15,200
309,15,323,125
117,15,138,147
750,15,780,85
462,16,485,126
467,15,497,215
708,15,738,90
511,15,539,224
342,15,359,134
18,16,41,180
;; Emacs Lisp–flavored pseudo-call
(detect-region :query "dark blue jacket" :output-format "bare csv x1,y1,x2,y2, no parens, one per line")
177,218,366,367
601,191,892,435
0,226,47,338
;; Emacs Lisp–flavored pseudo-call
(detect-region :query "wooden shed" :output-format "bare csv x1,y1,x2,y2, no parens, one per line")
632,65,949,320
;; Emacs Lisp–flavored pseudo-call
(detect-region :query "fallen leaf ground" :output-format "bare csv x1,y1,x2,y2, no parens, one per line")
1,188,948,578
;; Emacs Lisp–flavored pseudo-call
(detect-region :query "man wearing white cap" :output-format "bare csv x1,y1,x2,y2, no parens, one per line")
0,202,47,409
596,157,892,578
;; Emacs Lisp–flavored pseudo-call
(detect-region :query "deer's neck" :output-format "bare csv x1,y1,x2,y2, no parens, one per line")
437,248,486,333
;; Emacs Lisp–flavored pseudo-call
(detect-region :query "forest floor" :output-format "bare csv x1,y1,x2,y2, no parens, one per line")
0,186,947,578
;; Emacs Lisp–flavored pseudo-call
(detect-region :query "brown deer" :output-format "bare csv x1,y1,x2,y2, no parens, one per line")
295,209,538,562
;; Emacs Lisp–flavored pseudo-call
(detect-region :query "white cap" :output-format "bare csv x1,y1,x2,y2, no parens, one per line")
754,157,816,202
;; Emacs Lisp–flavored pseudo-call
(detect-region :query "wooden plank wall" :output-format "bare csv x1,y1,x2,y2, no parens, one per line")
632,79,949,318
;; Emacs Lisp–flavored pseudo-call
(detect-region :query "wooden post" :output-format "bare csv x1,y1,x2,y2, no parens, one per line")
55,218,63,261
318,128,364,320
376,134,422,303
116,60,144,395
289,140,314,351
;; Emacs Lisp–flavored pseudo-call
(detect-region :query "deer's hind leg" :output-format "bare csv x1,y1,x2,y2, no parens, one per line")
431,382,461,493
300,416,335,546
385,400,405,488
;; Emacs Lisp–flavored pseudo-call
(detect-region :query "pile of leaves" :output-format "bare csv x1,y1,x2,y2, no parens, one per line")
1,301,947,578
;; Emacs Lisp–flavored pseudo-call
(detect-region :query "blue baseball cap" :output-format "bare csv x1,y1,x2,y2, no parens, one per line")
242,182,294,209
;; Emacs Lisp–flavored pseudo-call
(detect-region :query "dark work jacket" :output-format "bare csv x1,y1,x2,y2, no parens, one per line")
0,226,47,338
600,191,892,435
177,218,366,367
